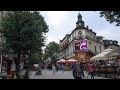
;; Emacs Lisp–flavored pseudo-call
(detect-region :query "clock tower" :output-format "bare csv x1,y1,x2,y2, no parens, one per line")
76,12,85,28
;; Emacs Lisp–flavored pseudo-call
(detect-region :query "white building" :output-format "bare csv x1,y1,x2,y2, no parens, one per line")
58,13,106,63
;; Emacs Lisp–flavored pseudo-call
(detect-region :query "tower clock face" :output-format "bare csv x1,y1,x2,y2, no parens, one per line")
78,23,81,26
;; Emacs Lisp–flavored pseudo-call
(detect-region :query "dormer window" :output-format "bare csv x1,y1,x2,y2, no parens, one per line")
78,31,82,38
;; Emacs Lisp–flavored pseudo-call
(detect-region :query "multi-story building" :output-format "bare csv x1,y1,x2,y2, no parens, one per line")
58,13,105,63
103,40,120,49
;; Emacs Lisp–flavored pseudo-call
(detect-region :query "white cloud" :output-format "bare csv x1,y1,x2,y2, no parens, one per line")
46,11,67,25
96,25,120,44
40,11,120,46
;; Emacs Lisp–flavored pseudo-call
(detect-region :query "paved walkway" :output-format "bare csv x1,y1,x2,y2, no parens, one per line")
29,70,110,79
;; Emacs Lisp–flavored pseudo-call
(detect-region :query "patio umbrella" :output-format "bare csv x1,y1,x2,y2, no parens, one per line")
67,59,78,63
56,59,67,63
90,49,113,60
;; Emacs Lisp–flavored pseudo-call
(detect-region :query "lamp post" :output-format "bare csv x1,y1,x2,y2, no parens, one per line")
0,40,3,77
0,50,2,77
36,50,42,75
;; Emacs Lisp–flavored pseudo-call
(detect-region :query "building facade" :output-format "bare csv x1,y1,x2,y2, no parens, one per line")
103,40,120,49
58,13,105,63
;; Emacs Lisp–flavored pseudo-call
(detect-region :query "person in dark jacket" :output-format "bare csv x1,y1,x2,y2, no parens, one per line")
72,63,77,78
79,62,85,78
74,62,84,79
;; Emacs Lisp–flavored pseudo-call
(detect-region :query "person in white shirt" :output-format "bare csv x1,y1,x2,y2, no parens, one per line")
52,64,56,74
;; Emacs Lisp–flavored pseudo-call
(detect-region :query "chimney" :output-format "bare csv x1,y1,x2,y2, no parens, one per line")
86,26,89,29
90,29,92,31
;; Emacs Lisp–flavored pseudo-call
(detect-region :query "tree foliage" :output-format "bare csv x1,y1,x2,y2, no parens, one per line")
2,11,48,55
45,41,60,59
100,11,120,26
42,53,50,61
30,52,41,65
1,11,49,78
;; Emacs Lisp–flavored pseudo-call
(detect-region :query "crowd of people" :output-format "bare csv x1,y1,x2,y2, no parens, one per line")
43,63,65,74
72,62,95,79
43,61,96,79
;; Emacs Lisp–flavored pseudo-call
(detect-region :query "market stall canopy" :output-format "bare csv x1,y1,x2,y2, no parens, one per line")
67,59,78,63
106,47,120,58
90,49,113,60
56,59,67,63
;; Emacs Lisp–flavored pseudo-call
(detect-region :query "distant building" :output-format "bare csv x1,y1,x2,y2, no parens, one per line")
58,13,105,63
103,40,120,49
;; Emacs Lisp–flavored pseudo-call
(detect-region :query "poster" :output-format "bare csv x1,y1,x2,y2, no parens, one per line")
74,40,88,51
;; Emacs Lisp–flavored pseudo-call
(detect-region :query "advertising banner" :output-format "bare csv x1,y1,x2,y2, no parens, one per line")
74,40,88,51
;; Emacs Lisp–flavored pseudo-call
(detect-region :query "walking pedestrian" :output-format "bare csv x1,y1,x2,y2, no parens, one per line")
52,64,56,75
72,62,77,78
86,63,89,78
55,63,59,72
10,60,16,79
88,63,95,79
61,64,64,74
79,62,85,78
74,62,84,79
116,65,120,78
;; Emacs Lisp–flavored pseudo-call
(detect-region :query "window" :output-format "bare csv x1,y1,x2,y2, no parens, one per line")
89,42,91,45
94,36,96,41
78,31,82,38
99,46,101,52
95,46,97,52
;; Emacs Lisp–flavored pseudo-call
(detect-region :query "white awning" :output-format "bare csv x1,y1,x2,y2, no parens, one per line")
90,49,113,60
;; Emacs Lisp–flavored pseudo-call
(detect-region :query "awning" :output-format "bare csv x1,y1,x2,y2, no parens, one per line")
106,48,120,58
56,59,67,63
67,59,78,63
90,49,113,60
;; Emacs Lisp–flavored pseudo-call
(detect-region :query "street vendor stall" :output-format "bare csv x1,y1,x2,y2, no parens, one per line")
90,48,120,78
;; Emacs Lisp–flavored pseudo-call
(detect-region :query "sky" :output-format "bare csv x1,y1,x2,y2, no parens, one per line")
40,11,120,46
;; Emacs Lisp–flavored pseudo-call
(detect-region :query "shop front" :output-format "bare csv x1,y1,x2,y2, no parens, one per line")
90,48,120,78
74,39,94,63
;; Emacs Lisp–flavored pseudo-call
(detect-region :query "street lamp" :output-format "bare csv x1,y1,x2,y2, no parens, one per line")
0,48,2,77
0,40,4,77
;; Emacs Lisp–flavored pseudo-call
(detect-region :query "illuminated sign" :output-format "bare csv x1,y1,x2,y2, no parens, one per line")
75,40,88,51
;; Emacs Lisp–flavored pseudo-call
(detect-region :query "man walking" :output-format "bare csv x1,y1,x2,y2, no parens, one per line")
73,62,84,79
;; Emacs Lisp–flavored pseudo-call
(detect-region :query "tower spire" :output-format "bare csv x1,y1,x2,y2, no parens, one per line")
78,12,82,20
76,12,85,28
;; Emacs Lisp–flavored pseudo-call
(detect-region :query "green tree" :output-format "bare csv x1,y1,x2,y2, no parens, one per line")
29,51,41,65
42,53,50,61
1,11,48,78
100,11,120,26
45,41,60,62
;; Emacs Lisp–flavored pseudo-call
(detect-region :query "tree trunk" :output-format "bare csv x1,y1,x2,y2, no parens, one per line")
23,50,31,79
15,52,21,79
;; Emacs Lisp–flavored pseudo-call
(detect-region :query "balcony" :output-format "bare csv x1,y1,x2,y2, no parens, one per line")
60,40,69,49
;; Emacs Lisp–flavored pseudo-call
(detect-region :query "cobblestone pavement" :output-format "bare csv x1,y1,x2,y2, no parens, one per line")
29,70,110,79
